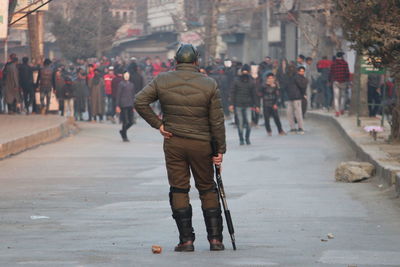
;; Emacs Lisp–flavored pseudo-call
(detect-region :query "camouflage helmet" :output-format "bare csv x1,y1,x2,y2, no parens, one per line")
175,44,199,64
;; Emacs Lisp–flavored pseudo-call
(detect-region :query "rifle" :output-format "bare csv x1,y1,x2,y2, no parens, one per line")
211,139,236,250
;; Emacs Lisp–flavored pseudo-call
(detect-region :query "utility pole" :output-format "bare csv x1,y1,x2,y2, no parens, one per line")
27,11,44,65
28,13,38,63
37,11,44,62
1,0,10,62
96,4,103,59
204,0,221,65
261,0,269,57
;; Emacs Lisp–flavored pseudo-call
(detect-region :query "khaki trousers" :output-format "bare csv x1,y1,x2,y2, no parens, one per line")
286,100,304,130
163,136,219,210
333,81,348,113
64,99,74,118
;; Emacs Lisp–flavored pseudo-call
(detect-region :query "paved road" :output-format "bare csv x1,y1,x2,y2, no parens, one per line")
1,118,400,267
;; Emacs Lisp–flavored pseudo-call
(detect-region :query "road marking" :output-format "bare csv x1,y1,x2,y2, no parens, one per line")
225,257,279,266
319,250,400,265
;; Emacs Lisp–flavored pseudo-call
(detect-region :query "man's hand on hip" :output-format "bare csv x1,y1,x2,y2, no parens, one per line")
159,124,173,139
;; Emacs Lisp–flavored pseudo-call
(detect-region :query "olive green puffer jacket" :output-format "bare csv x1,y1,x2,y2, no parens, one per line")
134,64,226,153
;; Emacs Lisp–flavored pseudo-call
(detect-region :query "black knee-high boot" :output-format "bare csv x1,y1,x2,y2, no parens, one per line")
203,207,225,251
172,205,195,252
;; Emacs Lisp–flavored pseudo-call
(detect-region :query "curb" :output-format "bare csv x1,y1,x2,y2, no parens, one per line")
0,118,79,160
308,112,400,196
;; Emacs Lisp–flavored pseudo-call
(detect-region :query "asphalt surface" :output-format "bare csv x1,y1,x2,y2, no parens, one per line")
1,117,400,267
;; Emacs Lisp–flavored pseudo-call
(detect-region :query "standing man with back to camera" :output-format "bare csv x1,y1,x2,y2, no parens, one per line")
134,44,226,252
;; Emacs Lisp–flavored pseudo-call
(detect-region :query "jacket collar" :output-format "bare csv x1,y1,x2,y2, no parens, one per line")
176,63,199,72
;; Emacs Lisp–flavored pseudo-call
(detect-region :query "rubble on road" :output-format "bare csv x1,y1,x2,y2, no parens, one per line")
335,161,375,183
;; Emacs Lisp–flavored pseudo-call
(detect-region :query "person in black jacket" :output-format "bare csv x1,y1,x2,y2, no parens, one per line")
128,62,144,93
62,77,75,118
286,66,308,134
127,63,144,124
116,71,135,142
229,64,259,145
260,73,285,136
19,57,35,114
210,66,230,117
73,69,89,121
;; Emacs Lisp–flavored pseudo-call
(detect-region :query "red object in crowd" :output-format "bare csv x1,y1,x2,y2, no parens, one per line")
330,59,350,83
317,59,332,69
104,73,115,95
101,61,111,67
152,63,162,77
87,69,95,81
386,80,394,97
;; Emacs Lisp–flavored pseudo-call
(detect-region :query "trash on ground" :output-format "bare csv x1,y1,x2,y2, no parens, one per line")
364,126,384,133
364,126,384,140
152,245,162,254
327,233,335,239
30,215,50,220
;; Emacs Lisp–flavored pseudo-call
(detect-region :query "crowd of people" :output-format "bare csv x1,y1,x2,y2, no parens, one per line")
0,51,396,143
0,54,175,141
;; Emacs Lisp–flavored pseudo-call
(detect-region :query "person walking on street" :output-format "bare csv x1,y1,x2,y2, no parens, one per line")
128,62,144,124
210,66,230,118
367,73,382,117
276,59,289,108
143,57,154,84
19,57,35,114
104,66,116,121
135,44,226,252
297,54,306,68
3,54,21,114
229,64,259,145
305,57,318,110
73,69,89,121
116,72,135,142
260,73,285,136
128,62,144,93
89,69,105,122
317,56,332,110
62,77,75,118
330,52,350,117
152,56,162,77
111,69,124,123
54,66,65,116
37,59,53,114
86,64,96,121
258,56,273,83
286,66,308,134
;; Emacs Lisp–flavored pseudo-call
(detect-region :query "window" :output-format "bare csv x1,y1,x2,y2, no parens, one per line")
269,5,278,26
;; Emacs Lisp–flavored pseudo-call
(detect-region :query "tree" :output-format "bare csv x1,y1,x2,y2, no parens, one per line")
281,0,343,58
49,0,121,61
203,0,221,64
335,0,400,142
